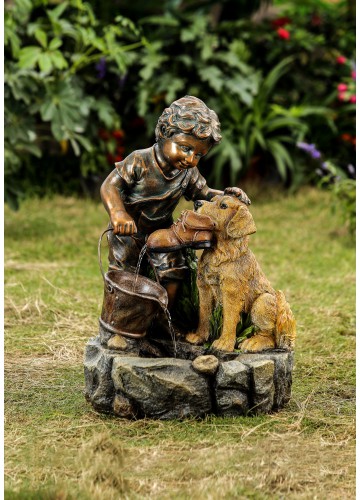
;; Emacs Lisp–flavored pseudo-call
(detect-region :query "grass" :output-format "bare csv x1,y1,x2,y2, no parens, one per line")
4,187,355,499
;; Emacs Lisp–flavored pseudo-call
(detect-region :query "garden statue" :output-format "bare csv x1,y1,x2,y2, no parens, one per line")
84,96,295,420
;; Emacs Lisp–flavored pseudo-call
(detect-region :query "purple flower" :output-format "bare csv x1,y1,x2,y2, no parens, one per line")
296,142,322,160
321,162,329,171
96,57,107,79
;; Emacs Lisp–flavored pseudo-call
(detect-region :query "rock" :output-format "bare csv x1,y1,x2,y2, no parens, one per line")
84,336,294,419
247,360,275,413
111,357,212,420
216,389,249,416
215,360,250,416
113,393,137,419
192,355,219,375
84,337,117,413
107,334,128,350
236,350,294,410
216,360,249,390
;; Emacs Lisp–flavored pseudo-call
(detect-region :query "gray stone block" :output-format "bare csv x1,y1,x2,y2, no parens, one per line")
247,359,275,413
216,360,249,390
216,389,249,416
112,357,212,420
236,350,294,410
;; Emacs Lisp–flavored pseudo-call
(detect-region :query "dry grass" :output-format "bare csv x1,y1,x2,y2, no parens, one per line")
4,190,355,499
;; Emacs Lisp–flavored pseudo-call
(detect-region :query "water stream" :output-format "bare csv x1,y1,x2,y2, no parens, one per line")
132,244,148,292
163,307,178,358
133,243,178,357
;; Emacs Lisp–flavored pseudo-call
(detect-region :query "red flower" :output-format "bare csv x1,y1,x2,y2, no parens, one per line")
337,83,348,92
341,133,352,142
114,155,123,162
350,95,356,103
112,129,125,141
338,92,347,101
351,70,356,80
277,28,290,40
272,17,291,29
336,56,347,65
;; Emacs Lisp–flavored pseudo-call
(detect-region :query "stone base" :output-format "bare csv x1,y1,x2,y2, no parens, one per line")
84,336,294,420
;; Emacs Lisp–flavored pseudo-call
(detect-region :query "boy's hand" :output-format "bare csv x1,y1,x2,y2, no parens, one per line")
110,210,137,235
224,187,251,205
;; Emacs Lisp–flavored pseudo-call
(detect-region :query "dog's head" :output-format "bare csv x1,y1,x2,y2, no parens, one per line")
194,195,256,239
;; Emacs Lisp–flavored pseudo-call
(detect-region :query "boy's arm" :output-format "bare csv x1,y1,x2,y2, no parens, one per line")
197,185,251,205
100,169,137,235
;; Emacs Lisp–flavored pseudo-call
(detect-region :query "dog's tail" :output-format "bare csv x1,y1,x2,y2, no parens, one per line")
275,290,296,350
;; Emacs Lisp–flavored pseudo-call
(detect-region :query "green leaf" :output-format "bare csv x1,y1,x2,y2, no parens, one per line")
49,50,68,69
74,133,92,152
38,53,52,73
34,29,47,48
40,100,56,121
199,66,223,93
48,38,62,50
18,46,42,69
48,1,69,21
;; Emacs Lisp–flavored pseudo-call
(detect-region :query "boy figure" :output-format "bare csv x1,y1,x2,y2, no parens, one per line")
101,96,250,310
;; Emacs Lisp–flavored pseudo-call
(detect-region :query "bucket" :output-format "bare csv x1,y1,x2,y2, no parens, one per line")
98,229,168,339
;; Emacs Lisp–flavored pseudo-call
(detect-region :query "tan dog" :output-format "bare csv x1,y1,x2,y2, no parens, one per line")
186,195,296,352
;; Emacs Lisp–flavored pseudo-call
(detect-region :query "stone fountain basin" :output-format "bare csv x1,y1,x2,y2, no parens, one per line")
84,334,294,420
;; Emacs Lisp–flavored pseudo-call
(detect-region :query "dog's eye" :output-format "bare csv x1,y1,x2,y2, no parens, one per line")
220,203,228,209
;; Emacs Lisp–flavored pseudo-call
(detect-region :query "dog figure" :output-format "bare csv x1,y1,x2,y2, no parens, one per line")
186,195,296,352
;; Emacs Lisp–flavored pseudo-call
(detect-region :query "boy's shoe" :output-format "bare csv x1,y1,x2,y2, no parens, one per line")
147,210,215,253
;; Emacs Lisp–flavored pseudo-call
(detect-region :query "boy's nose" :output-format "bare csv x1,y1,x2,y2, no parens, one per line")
194,200,204,210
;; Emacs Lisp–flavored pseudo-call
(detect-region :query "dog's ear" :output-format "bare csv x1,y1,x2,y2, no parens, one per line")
227,206,256,238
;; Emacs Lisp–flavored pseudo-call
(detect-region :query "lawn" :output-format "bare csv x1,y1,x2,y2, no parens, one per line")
4,187,355,499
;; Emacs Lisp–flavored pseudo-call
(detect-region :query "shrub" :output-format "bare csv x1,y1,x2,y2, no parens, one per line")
4,0,143,208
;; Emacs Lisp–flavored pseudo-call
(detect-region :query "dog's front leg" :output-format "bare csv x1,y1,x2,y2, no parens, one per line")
212,293,243,352
186,282,214,345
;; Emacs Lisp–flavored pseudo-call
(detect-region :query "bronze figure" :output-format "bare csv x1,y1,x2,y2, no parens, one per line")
100,96,250,313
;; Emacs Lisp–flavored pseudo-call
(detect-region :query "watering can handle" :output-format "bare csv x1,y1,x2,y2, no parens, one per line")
98,228,161,285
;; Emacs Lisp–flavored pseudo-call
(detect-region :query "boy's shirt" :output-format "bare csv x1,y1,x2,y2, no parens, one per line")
115,145,207,234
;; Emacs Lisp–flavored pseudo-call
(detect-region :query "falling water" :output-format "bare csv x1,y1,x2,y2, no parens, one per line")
163,307,177,358
133,244,148,292
133,243,178,357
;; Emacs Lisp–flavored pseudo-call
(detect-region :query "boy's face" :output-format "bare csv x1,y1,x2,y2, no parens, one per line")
159,133,212,171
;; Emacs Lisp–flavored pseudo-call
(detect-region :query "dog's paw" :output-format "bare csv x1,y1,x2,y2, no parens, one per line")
241,334,275,353
185,332,206,345
211,337,235,352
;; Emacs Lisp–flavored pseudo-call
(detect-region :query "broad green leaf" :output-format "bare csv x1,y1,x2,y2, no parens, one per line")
40,100,56,121
48,1,69,21
18,46,42,69
199,66,223,93
48,38,62,50
38,53,52,73
34,29,47,48
50,50,68,69
74,133,93,152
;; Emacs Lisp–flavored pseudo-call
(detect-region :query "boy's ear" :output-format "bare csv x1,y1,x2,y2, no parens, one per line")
227,206,256,238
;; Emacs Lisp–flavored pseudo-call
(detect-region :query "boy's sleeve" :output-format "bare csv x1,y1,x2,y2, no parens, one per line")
184,168,207,201
115,152,144,187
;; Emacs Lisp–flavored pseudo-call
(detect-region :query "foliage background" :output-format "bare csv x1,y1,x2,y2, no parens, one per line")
5,0,356,220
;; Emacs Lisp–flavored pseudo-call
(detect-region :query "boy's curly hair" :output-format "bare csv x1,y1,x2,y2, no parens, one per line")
155,96,222,144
